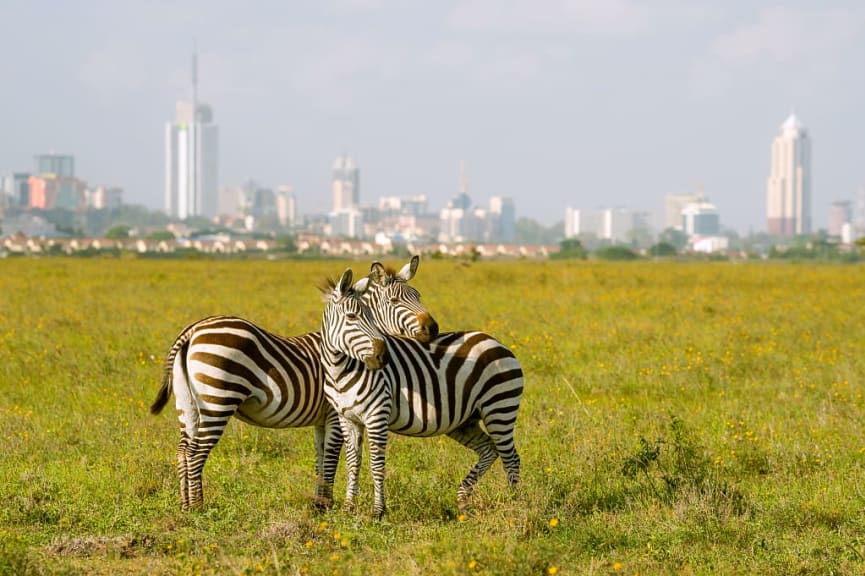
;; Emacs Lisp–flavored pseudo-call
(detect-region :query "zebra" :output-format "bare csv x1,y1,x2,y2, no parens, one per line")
149,257,438,512
362,256,438,343
319,268,523,519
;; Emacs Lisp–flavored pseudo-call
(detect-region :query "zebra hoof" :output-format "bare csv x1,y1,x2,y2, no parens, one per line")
311,494,333,510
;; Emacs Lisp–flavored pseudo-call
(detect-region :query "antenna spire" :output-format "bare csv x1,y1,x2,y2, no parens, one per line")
192,41,198,117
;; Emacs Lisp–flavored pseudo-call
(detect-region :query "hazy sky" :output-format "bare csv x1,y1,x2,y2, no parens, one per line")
1,1,863,233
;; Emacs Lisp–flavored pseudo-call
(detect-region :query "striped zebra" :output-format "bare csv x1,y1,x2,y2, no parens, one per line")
320,268,523,519
150,257,438,512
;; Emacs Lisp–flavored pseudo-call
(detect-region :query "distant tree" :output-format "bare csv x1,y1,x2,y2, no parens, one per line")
146,230,176,242
649,242,677,257
105,225,131,239
551,238,587,260
593,245,641,261
274,234,297,253
659,227,689,251
515,218,562,245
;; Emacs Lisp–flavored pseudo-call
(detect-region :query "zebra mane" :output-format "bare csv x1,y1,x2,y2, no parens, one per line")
318,276,361,301
318,277,339,300
380,266,401,284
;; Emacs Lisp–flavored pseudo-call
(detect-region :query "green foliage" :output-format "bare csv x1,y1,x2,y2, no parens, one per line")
649,242,677,257
659,227,689,250
274,234,297,253
145,230,176,242
592,245,641,260
551,238,586,260
515,217,562,245
105,225,131,239
2,260,865,574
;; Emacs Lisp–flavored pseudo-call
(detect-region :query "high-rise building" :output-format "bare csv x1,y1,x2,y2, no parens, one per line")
664,191,705,231
3,173,31,207
331,155,359,212
86,186,123,209
565,206,645,245
489,196,516,243
165,50,219,220
276,185,296,228
829,200,852,239
767,113,811,236
27,174,85,210
34,153,74,177
681,201,720,236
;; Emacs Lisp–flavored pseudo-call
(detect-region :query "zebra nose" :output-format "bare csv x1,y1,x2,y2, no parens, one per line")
416,313,438,343
365,339,388,370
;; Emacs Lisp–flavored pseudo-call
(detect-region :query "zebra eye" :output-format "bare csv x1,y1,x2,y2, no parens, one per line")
346,312,358,321
389,297,399,305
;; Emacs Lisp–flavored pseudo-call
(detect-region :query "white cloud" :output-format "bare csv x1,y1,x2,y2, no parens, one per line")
449,0,650,37
689,5,865,98
712,6,864,65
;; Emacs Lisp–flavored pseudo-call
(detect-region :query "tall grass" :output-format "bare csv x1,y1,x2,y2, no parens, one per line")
1,258,864,574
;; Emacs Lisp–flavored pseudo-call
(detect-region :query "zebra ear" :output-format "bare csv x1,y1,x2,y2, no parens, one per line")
398,255,419,282
337,268,354,297
369,261,386,285
353,277,370,296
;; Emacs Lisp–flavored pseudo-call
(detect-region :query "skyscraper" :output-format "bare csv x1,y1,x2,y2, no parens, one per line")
34,153,74,177
767,113,811,237
165,50,219,220
331,155,359,213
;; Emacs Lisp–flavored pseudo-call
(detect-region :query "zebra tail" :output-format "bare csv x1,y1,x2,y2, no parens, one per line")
150,321,197,415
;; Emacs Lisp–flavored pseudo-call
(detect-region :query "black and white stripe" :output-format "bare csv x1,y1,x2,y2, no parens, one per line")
361,255,438,343
320,268,523,519
150,258,437,512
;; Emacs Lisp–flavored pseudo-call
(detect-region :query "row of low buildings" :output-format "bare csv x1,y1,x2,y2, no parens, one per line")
0,231,556,259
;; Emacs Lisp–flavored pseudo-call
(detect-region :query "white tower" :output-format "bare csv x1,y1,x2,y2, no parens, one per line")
165,49,219,220
331,155,359,213
767,113,811,236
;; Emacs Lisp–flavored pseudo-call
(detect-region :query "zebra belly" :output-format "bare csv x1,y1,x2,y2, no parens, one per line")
234,401,328,428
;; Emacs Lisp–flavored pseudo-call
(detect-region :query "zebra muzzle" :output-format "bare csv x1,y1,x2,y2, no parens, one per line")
364,339,388,370
415,313,439,343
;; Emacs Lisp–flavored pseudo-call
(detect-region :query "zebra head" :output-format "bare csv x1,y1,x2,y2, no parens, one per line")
361,255,439,344
321,268,389,371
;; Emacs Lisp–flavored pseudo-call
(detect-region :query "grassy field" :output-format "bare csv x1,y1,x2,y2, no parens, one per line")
1,257,865,575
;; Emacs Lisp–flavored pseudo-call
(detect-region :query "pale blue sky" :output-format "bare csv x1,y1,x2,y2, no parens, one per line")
1,0,863,233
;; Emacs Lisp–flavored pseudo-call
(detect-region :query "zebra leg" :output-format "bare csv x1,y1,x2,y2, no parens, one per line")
177,409,232,510
185,436,220,509
312,423,330,507
177,433,192,512
446,420,499,510
339,416,364,513
484,419,521,490
313,409,344,509
366,420,389,520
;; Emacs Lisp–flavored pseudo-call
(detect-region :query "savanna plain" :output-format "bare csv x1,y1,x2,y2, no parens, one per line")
1,258,865,575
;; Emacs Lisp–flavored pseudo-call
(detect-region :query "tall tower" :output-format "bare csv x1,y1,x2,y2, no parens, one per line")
767,113,811,237
165,48,219,220
331,155,359,213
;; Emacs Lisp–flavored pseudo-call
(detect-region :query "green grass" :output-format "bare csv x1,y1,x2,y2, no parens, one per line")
2,258,865,574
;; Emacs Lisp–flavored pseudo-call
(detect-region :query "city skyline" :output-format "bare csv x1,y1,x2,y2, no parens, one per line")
1,2,864,233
